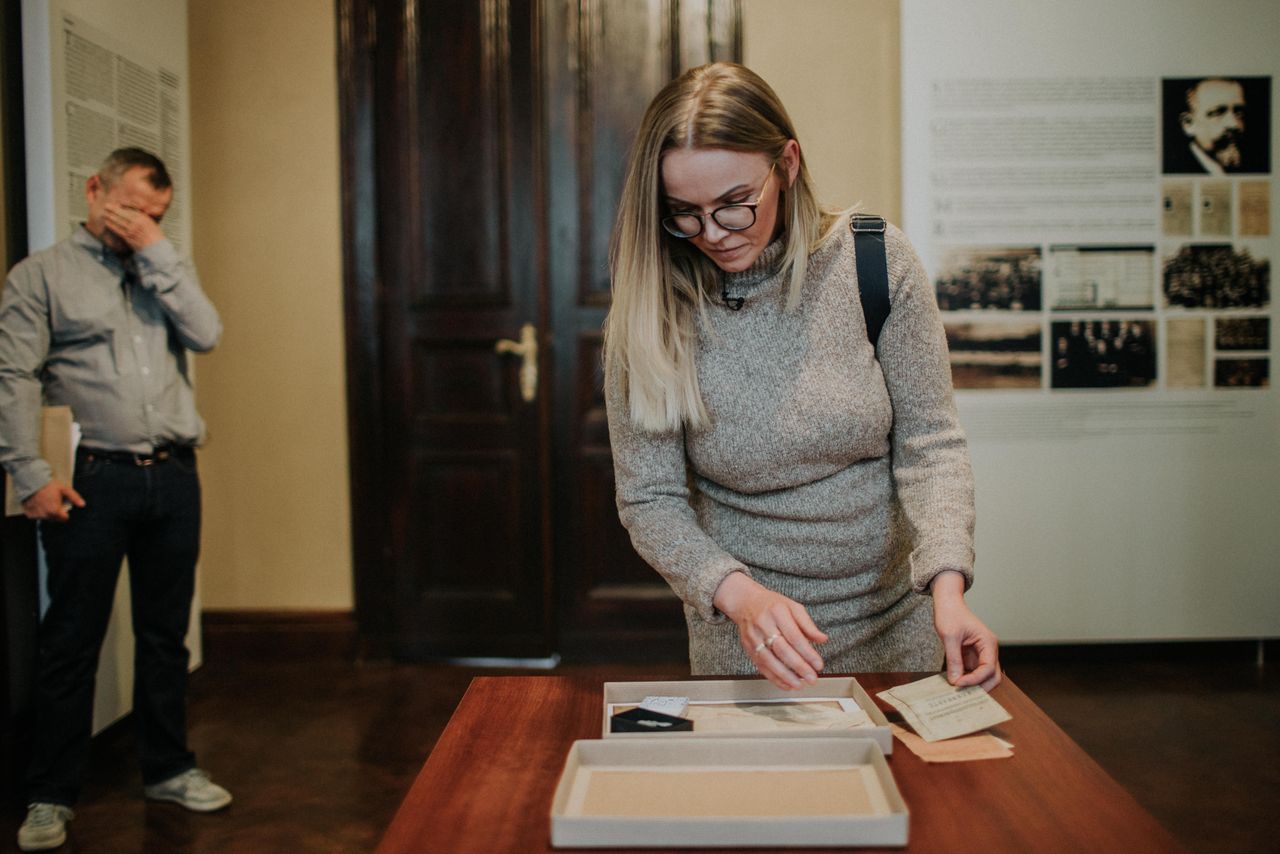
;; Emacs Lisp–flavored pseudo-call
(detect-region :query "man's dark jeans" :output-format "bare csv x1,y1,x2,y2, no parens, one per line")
29,447,200,806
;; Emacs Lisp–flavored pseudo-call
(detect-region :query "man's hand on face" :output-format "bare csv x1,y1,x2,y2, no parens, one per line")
103,202,165,251
21,480,86,523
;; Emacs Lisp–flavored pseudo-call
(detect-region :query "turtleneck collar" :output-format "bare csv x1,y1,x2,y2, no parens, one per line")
718,237,787,308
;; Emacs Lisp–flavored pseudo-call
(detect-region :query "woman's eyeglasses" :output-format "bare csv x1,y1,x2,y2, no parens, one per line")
661,164,775,239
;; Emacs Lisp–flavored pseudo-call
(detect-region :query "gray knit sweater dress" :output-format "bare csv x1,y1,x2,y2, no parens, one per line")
605,222,975,675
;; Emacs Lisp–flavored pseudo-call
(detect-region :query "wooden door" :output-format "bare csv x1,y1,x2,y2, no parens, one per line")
544,1,740,658
339,0,740,660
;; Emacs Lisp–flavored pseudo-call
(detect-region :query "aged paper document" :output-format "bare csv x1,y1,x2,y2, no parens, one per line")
680,700,871,732
1239,181,1270,236
876,675,1011,742
888,723,1013,763
1162,181,1192,236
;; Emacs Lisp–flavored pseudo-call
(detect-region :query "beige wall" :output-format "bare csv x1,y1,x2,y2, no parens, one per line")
189,1,352,609
184,0,895,613
744,0,901,222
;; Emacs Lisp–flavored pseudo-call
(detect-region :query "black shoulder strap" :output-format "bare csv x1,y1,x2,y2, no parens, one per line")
850,214,889,348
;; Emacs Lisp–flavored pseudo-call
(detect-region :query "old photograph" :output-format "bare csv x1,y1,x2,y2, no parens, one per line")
1214,317,1270,351
1163,244,1269,308
944,322,1042,389
1048,245,1154,310
934,247,1042,311
1214,358,1269,387
1162,76,1271,175
1051,320,1157,389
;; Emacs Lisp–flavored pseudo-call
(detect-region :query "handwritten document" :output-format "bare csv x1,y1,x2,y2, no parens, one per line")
876,675,1011,742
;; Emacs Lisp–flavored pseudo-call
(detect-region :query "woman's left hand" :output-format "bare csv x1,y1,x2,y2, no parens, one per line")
930,570,1002,692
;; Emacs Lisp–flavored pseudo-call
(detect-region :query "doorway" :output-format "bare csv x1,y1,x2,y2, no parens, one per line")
338,0,741,659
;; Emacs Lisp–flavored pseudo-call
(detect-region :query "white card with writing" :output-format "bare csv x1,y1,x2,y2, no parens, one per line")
638,696,689,718
876,675,1010,742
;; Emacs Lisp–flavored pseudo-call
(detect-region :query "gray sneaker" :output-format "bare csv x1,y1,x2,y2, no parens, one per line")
143,768,232,812
17,802,74,851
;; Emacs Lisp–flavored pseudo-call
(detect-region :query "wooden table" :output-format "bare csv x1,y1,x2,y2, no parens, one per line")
376,674,1183,853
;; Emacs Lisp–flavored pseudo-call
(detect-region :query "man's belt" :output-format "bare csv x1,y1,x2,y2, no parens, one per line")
78,444,195,466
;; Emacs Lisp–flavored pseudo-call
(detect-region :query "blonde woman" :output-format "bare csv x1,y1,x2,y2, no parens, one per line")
604,62,1001,692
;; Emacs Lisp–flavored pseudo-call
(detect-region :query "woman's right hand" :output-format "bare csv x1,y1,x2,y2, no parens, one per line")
713,571,828,690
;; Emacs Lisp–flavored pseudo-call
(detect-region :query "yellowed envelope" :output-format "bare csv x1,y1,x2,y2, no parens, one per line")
889,723,1013,763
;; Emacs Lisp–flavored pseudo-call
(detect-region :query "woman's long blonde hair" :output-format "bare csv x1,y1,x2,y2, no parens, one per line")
605,62,842,432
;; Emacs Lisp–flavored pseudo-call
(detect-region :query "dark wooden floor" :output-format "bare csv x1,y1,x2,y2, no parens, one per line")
1,644,1275,853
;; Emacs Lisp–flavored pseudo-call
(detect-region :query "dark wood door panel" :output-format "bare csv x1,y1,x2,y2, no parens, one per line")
413,1,521,307
396,448,548,658
575,0,674,303
413,338,518,420
370,0,550,659
557,331,685,657
409,451,522,598
578,450,668,592
547,1,741,659
341,0,740,660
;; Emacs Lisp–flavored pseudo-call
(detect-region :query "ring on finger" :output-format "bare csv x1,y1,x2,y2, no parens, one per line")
764,633,780,649
753,641,767,654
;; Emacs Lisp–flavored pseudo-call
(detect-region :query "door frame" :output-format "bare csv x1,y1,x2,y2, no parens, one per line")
337,0,394,656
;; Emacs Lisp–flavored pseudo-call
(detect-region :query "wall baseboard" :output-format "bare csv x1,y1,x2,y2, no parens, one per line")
197,619,1277,667
1003,638,1277,665
201,609,357,662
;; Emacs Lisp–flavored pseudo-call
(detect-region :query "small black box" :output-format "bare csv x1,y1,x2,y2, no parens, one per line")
609,707,694,733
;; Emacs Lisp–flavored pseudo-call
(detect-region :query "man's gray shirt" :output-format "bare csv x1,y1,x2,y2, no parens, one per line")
0,226,221,501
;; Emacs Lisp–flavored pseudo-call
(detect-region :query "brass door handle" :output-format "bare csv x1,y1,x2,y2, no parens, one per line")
494,323,538,403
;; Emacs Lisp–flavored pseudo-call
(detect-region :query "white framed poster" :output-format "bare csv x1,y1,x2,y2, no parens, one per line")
24,2,190,253
903,0,1278,641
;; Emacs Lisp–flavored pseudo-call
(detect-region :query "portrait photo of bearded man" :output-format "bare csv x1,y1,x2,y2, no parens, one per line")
1163,76,1271,175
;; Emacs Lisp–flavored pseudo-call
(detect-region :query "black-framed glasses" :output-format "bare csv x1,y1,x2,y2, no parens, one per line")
661,163,775,239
